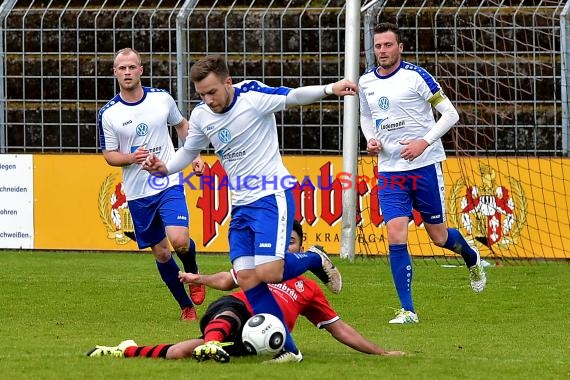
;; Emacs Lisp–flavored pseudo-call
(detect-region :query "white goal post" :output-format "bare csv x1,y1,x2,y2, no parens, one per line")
340,0,363,262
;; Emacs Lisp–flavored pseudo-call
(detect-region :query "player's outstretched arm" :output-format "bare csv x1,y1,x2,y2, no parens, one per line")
165,338,204,360
179,271,238,291
327,78,358,96
285,78,357,107
142,146,198,175
324,320,405,356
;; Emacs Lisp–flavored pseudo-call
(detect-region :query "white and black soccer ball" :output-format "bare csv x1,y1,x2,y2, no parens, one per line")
241,313,286,355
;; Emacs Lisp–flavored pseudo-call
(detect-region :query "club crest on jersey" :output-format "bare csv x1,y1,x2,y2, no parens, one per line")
136,123,149,136
378,96,390,110
218,128,232,143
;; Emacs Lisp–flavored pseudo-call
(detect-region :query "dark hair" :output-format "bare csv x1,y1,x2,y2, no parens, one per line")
292,220,303,240
190,55,230,82
373,22,402,44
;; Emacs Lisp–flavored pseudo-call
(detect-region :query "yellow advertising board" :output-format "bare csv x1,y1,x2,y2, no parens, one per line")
33,154,570,259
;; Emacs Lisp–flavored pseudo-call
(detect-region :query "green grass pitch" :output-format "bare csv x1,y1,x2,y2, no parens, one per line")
0,251,569,379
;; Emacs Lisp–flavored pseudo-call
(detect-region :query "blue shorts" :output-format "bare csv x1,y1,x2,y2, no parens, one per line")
128,185,189,249
377,163,446,224
228,190,295,263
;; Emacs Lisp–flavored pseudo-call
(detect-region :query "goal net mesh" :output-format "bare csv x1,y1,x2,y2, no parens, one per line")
357,0,569,264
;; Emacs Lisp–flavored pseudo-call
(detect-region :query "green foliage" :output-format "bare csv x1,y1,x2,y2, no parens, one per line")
0,251,569,379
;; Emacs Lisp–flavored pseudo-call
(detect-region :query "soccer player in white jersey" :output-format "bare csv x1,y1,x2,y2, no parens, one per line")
358,23,487,324
143,55,357,363
98,48,206,321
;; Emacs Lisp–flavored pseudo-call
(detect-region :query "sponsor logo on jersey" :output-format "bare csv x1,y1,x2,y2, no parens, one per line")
270,282,299,300
378,96,390,110
177,215,187,220
218,128,232,143
206,124,215,131
122,120,132,126
220,150,246,161
376,119,405,131
136,123,149,136
259,242,272,248
375,117,388,131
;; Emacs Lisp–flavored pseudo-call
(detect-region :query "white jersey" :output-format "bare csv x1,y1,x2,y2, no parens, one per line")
98,87,184,200
359,61,447,172
185,80,292,206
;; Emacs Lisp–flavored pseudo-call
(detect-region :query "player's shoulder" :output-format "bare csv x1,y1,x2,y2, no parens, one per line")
144,86,172,97
359,66,377,82
360,66,388,88
400,61,435,80
98,94,122,117
235,80,290,96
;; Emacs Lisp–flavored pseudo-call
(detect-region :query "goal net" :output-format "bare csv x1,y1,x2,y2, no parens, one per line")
357,0,570,263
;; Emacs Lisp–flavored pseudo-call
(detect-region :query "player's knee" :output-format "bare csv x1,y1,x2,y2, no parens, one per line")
255,264,283,283
170,237,189,253
431,236,447,247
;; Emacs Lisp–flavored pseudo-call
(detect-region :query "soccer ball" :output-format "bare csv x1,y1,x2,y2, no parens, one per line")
241,313,286,355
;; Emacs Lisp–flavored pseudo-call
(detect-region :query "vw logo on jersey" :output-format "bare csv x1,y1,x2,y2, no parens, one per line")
218,128,232,143
378,96,390,111
136,123,149,136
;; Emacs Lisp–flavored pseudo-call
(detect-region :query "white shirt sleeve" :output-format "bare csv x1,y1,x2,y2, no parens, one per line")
359,84,376,142
285,85,328,107
165,147,199,174
422,97,459,145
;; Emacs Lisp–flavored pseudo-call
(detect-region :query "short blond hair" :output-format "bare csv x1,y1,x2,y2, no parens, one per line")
114,48,142,67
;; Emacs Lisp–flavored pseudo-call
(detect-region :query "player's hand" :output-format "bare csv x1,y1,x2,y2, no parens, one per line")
399,139,429,161
192,156,205,177
331,79,358,96
379,350,405,357
142,153,167,174
178,271,201,284
131,145,150,164
367,138,382,155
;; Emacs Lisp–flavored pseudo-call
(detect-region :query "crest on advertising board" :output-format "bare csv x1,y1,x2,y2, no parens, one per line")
98,173,135,245
449,163,527,249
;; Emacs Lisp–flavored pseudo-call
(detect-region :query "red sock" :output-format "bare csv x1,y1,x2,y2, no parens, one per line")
124,344,172,358
204,317,233,342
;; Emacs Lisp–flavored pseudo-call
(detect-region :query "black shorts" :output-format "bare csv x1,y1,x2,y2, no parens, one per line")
200,295,252,357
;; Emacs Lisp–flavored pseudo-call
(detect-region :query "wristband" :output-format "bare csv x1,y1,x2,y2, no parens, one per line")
324,83,334,95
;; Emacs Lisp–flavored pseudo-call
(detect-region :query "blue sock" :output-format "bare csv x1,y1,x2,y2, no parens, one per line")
389,244,414,313
177,238,199,274
282,252,322,281
443,228,478,267
245,282,298,353
156,256,192,309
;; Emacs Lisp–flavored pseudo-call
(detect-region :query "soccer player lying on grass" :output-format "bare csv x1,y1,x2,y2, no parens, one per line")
87,221,404,362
